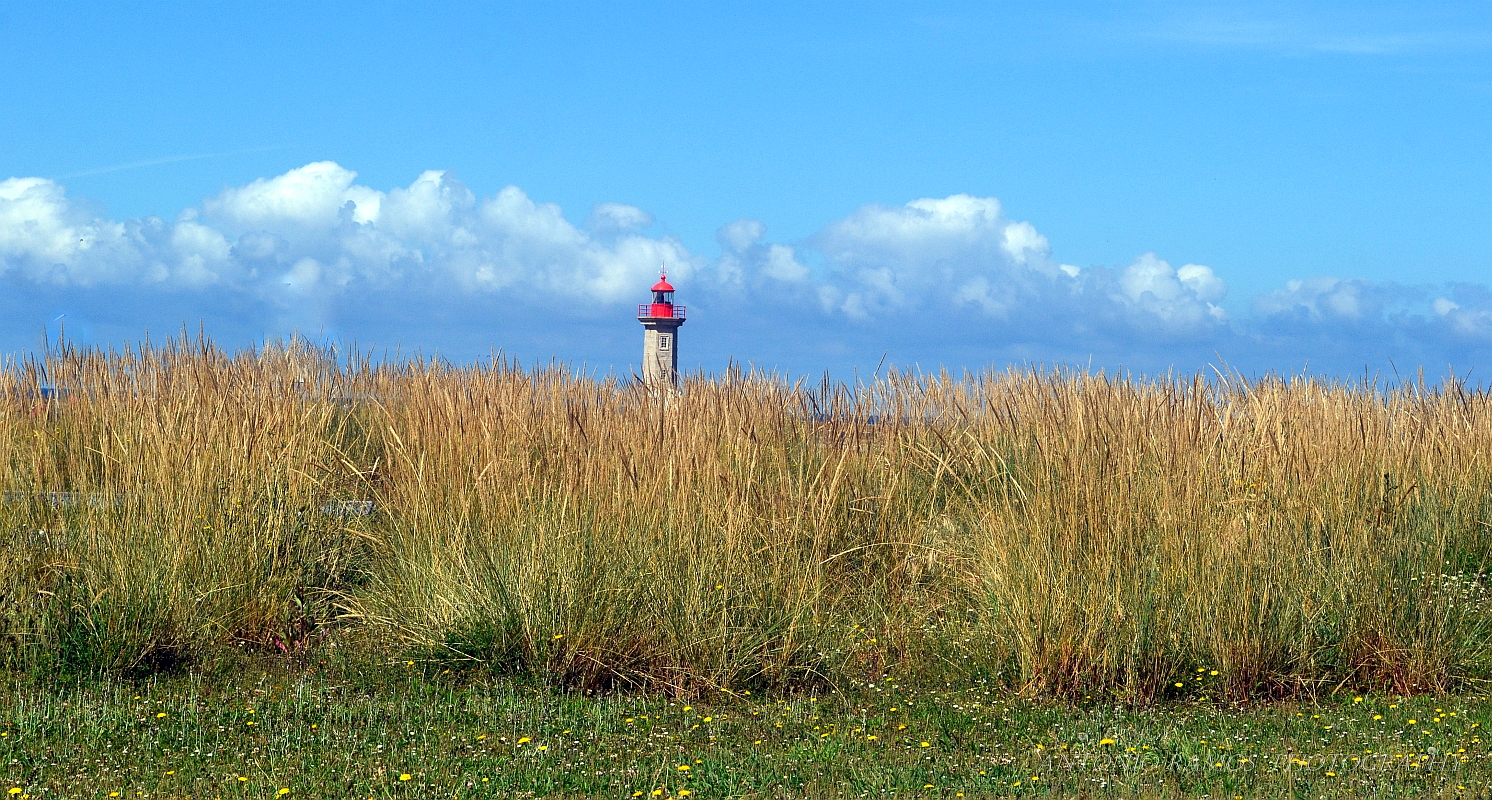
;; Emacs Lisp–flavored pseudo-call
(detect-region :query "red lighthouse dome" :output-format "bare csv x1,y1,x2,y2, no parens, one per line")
639,268,685,320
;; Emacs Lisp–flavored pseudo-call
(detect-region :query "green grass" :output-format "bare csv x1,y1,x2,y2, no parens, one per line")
2,667,1491,798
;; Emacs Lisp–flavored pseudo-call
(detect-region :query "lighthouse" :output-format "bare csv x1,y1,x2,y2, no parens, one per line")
638,267,685,386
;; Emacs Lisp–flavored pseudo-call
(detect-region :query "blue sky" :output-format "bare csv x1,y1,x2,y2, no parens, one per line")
2,1,1490,379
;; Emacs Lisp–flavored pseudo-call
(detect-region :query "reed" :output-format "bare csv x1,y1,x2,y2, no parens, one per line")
0,336,1488,701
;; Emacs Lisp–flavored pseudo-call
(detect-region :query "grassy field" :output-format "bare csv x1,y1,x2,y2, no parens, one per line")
2,336,1490,699
1,336,1492,795
2,666,1491,798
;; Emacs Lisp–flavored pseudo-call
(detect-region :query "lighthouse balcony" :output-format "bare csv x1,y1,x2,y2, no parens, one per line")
638,304,686,320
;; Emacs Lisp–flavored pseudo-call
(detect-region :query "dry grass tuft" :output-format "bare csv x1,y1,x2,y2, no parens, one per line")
1,336,1489,701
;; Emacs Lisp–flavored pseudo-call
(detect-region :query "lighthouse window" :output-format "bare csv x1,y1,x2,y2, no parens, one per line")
659,335,671,351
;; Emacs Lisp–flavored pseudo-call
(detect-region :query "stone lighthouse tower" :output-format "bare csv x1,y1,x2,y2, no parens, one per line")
638,267,685,386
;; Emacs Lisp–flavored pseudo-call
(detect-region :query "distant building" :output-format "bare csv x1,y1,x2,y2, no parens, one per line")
637,268,685,386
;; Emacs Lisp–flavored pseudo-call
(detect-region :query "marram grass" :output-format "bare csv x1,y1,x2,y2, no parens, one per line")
1,336,1489,702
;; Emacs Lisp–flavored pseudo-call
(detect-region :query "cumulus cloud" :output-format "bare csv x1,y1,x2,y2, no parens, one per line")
1110,252,1228,328
812,194,1062,318
1,163,693,311
0,161,1488,376
715,218,811,291
1433,288,1492,341
799,197,1228,344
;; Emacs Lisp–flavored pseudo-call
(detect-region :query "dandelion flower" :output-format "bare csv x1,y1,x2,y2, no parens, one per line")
9,790,21,796
679,791,692,797
538,745,548,751
920,741,931,748
399,774,411,781
1099,738,1115,746
1174,682,1184,688
677,765,691,772
518,737,531,744
702,716,712,722
156,712,166,718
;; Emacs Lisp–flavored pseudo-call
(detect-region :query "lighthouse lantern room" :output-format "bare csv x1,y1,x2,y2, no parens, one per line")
638,268,686,386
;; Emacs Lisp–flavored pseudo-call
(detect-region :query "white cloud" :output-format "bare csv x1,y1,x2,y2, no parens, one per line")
814,194,1062,319
1111,253,1228,328
0,163,1487,376
205,161,380,231
0,164,693,308
588,203,654,237
1432,294,1492,340
715,218,810,289
762,245,809,283
1254,277,1380,322
718,219,765,253
809,198,1228,339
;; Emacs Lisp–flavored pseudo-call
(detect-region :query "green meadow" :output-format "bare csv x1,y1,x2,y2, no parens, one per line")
2,667,1490,798
2,336,1492,797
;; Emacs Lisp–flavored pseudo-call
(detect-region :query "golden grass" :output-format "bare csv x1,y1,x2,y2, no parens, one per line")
1,336,1489,701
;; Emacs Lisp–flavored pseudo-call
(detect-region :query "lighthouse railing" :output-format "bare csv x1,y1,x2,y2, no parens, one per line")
637,305,686,319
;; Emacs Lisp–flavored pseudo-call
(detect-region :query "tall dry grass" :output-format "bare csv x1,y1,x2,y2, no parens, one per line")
1,336,1489,700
